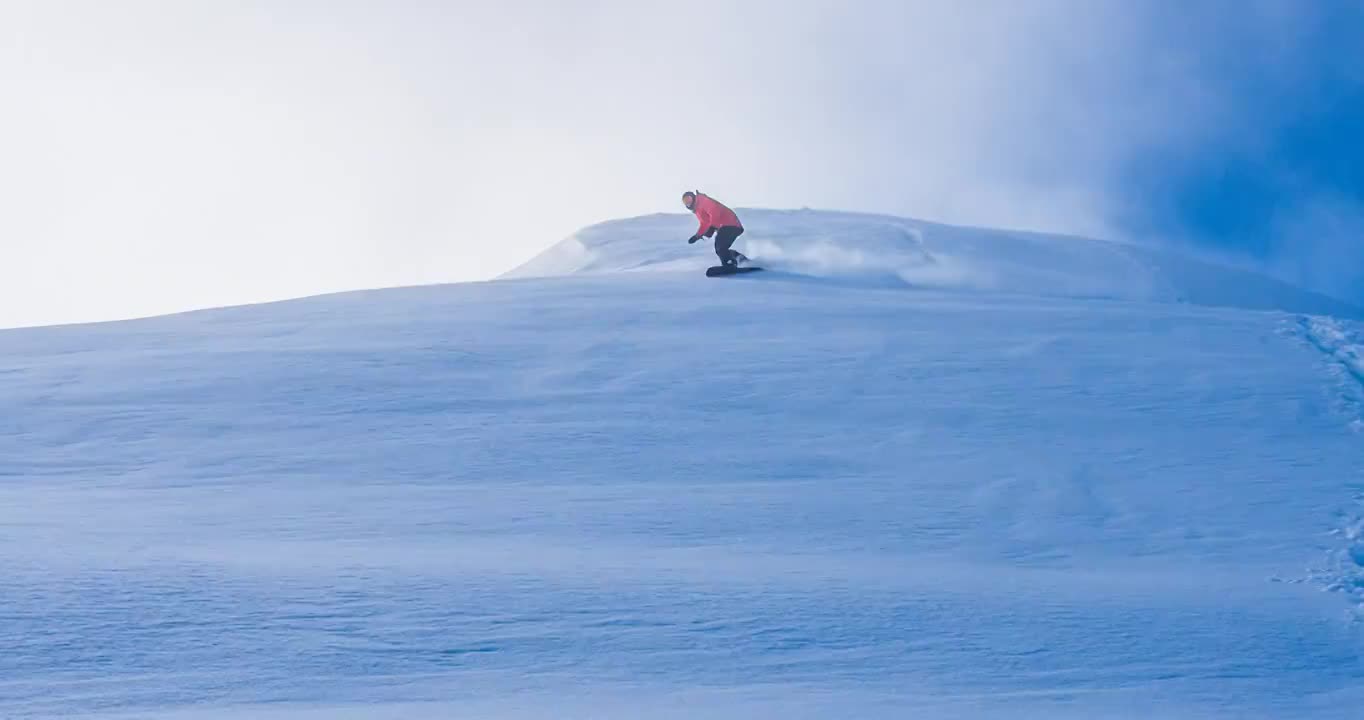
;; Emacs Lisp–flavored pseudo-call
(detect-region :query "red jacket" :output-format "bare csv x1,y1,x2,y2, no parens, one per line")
691,193,742,237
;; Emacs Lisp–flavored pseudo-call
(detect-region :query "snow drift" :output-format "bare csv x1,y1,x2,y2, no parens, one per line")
508,209,1360,317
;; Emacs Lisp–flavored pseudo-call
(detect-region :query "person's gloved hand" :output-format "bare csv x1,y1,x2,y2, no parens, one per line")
687,235,699,244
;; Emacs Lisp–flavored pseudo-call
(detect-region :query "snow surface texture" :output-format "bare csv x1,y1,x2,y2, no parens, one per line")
4,210,1364,719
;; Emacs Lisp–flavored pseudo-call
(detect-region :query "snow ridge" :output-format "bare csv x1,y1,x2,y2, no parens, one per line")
509,209,1362,318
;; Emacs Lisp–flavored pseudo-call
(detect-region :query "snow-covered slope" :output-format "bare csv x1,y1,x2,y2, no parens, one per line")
508,209,1361,317
4,213,1364,719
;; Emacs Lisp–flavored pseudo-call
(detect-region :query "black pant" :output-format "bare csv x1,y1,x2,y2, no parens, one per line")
712,226,744,265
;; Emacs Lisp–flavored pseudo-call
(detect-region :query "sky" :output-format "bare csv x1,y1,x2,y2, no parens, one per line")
2,0,1362,327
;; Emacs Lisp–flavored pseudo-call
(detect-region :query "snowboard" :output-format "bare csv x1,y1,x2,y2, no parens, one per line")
706,265,764,278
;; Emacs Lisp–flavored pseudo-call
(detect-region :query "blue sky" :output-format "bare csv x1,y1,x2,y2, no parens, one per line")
2,0,1362,326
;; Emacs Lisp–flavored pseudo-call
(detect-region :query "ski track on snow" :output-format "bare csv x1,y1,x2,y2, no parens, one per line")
1297,315,1364,619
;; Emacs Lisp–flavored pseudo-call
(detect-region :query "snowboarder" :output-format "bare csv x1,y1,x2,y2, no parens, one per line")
683,191,748,267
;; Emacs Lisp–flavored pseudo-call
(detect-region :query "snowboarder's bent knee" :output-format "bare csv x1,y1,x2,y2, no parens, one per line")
683,191,746,266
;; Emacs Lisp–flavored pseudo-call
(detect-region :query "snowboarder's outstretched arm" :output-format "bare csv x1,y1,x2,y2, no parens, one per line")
687,225,716,244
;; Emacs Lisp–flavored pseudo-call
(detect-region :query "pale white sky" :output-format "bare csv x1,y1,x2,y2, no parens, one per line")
0,1,1297,327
